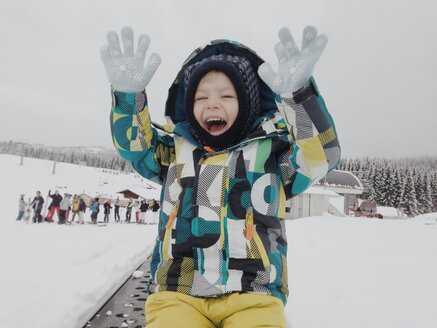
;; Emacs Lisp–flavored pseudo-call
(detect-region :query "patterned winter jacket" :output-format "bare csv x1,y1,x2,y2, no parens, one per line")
110,40,341,304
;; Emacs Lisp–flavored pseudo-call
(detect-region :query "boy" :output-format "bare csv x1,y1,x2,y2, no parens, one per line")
31,191,44,223
101,26,340,327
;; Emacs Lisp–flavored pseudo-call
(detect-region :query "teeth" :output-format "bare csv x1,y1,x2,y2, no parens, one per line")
206,118,224,123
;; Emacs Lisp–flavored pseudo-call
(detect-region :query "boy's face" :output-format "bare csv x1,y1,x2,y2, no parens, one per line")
193,71,239,136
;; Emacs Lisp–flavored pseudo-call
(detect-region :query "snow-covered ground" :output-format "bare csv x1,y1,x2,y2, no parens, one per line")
0,221,156,328
0,154,159,328
286,215,437,328
1,154,437,328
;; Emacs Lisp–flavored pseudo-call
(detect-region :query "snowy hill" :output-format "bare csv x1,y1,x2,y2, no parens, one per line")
0,154,161,217
1,154,437,328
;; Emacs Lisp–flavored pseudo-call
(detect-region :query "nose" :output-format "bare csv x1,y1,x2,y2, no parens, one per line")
206,96,219,109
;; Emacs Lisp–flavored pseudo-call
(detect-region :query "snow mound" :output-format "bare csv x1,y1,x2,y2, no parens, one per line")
409,212,437,224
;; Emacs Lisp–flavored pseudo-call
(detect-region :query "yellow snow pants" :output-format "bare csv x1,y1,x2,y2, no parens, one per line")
145,291,286,328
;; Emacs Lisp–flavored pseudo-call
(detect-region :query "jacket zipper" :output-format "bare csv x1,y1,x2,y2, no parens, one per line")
163,200,179,261
245,207,270,267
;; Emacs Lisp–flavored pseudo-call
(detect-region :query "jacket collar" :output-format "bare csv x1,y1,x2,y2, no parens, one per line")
152,112,289,154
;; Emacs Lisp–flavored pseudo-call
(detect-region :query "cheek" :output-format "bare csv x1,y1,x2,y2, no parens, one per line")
193,105,204,125
227,104,239,125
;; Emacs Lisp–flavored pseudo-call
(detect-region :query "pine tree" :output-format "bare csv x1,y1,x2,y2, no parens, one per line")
391,167,403,209
69,152,77,164
381,165,396,207
431,173,437,212
372,163,385,204
422,173,434,214
399,171,419,217
415,172,426,214
338,158,347,171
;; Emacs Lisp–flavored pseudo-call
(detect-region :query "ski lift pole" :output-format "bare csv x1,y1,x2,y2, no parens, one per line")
344,193,350,215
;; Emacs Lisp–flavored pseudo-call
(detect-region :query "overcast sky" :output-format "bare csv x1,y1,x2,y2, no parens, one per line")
1,0,436,158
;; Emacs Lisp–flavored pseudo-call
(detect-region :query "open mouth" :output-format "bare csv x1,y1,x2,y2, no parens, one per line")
204,118,228,135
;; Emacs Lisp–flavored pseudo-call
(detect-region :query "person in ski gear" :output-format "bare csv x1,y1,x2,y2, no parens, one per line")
77,197,87,224
59,193,71,224
31,191,44,223
125,199,133,222
16,194,27,221
103,200,112,223
151,200,160,224
102,26,340,328
69,194,80,223
114,198,121,222
90,198,100,224
139,200,148,224
24,197,32,223
134,200,140,222
45,190,63,222
66,194,72,219
151,200,159,212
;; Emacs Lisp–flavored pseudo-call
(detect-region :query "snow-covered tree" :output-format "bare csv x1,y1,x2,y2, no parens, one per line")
431,173,437,212
391,167,404,208
399,171,419,217
421,173,434,214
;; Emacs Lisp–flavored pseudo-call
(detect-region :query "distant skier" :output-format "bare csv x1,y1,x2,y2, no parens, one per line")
114,198,121,222
77,197,87,224
45,190,62,222
16,194,27,221
23,197,32,224
134,201,140,223
30,191,44,223
125,200,133,223
139,200,148,224
59,193,71,224
103,200,112,223
90,198,100,224
69,194,80,223
151,200,160,224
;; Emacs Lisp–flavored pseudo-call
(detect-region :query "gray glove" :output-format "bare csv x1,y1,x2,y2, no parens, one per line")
258,26,327,94
100,26,161,92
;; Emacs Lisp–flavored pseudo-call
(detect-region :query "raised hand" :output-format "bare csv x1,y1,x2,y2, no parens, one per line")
258,26,327,94
100,26,161,92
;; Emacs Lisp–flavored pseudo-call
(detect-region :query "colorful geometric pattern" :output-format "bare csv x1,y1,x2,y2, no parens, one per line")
110,81,340,305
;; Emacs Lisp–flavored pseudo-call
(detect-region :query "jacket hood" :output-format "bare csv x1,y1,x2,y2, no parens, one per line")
164,40,278,125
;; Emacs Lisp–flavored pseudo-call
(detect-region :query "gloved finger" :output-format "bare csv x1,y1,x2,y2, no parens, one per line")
303,34,328,62
100,45,112,64
141,53,162,86
121,26,135,56
135,34,151,62
301,26,318,50
106,31,122,58
274,42,287,64
258,63,281,94
315,34,328,51
278,27,299,58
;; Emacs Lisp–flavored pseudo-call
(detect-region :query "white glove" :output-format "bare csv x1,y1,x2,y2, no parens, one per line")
258,26,327,94
100,26,161,92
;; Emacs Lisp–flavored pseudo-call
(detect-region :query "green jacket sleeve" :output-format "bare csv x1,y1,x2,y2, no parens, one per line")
277,78,341,198
110,89,175,184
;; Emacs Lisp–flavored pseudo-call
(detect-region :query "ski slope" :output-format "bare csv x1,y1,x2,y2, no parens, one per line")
1,154,436,328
